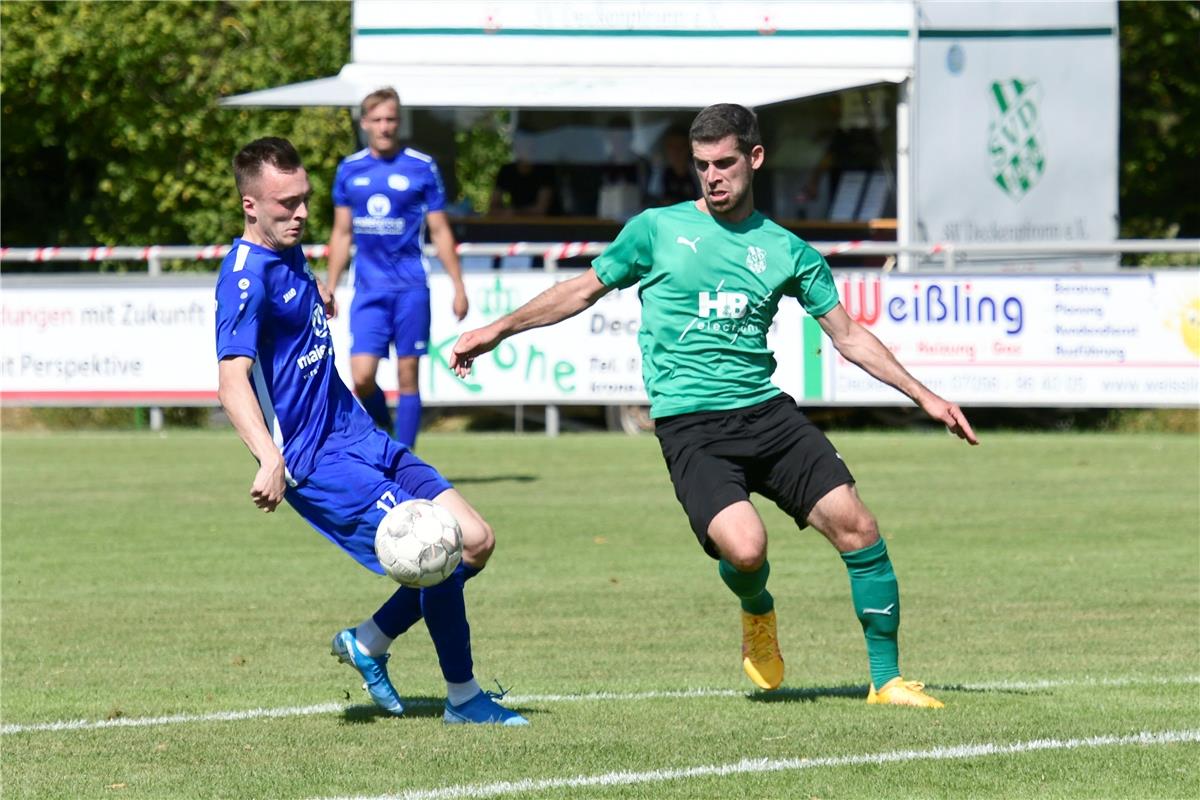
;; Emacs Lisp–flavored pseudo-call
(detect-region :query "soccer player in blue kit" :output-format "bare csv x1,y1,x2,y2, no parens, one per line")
215,137,526,725
324,87,468,448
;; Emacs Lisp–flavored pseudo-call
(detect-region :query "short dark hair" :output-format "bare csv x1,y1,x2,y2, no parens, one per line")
689,104,761,155
233,137,303,195
361,86,401,116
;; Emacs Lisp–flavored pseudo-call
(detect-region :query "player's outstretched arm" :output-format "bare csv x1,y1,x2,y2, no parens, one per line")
217,356,288,511
817,304,979,445
449,268,612,377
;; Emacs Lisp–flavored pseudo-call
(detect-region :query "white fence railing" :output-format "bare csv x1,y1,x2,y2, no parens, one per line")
2,239,1198,272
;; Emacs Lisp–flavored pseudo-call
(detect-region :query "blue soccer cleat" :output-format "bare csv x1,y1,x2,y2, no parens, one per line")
330,628,405,716
443,683,529,726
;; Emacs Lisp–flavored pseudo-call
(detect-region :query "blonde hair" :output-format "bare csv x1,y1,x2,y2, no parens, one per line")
361,87,400,116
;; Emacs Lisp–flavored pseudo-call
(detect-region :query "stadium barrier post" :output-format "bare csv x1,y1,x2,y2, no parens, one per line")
148,252,164,429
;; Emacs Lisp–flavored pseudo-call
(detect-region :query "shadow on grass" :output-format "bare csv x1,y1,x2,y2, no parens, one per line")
928,682,1040,696
339,697,440,724
339,698,541,724
747,682,1039,704
444,475,537,485
747,684,869,704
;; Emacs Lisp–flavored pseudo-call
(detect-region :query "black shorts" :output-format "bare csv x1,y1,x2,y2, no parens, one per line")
654,393,854,559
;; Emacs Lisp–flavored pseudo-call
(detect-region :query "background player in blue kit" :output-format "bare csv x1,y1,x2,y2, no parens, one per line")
324,87,468,449
215,137,526,726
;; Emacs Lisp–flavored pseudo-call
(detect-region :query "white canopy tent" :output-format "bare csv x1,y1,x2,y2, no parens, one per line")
221,1,916,110
220,63,909,111
221,0,1119,262
221,1,918,231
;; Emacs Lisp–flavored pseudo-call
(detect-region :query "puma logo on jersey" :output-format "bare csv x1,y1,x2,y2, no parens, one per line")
676,235,701,253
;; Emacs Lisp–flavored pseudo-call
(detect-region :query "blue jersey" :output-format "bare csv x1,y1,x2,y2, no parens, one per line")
214,239,376,485
332,147,446,291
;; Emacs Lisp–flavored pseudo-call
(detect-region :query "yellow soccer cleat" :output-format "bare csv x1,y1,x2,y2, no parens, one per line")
867,677,945,708
741,610,784,690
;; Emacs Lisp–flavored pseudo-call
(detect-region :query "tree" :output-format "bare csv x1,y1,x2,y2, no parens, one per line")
5,1,1195,246
1,1,352,249
1119,1,1200,238
454,110,511,214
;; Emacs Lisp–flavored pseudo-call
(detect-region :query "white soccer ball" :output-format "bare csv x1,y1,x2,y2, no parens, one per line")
375,499,463,587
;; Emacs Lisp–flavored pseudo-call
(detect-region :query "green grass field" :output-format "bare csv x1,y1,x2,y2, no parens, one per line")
2,429,1198,799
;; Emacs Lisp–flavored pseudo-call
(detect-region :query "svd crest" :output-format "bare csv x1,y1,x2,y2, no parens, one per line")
987,78,1045,201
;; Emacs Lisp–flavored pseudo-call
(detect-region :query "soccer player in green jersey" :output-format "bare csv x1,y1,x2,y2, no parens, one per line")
451,104,978,707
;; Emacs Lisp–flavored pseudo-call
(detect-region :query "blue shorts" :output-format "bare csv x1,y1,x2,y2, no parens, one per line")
285,428,453,574
350,287,431,358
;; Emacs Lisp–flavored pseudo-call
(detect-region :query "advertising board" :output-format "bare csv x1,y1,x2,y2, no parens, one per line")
3,270,1196,408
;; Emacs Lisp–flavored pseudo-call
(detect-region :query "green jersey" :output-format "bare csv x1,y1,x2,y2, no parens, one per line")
592,202,839,418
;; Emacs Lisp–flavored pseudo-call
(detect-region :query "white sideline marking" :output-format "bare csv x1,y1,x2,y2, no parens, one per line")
0,702,343,734
316,730,1200,800
3,674,1197,735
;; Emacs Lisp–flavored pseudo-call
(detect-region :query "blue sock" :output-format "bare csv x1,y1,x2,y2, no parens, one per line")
359,388,392,432
372,586,422,638
370,562,483,640
420,561,474,683
394,394,422,448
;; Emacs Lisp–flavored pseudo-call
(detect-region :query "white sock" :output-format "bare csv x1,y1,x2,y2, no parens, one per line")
446,678,481,707
353,618,394,657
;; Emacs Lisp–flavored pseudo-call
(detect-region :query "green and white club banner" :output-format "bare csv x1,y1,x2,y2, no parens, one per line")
913,23,1118,254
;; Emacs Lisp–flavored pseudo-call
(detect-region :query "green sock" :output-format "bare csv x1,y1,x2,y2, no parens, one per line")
841,538,901,688
718,558,774,615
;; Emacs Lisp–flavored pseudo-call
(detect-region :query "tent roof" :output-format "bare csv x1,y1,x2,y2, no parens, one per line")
220,63,908,110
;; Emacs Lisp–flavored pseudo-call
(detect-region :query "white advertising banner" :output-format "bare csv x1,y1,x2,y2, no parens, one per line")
913,14,1119,258
1,285,218,404
825,271,1200,406
2,270,1197,408
417,271,815,406
410,272,647,404
0,273,651,407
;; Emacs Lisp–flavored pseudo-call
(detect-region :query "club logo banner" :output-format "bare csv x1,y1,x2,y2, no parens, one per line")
988,78,1046,201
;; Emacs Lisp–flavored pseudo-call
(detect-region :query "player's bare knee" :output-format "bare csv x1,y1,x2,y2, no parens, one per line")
720,539,767,572
461,517,495,566
834,512,879,552
396,358,419,394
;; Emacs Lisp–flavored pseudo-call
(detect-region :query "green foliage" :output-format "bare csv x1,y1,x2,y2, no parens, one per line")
453,110,512,214
0,0,353,249
1104,407,1200,433
3,1,1197,248
1119,1,1200,238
